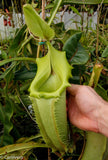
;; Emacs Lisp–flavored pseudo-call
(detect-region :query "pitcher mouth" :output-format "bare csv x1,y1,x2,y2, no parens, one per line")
29,42,72,99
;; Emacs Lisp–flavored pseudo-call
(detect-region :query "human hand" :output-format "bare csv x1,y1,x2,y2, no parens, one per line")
67,84,105,133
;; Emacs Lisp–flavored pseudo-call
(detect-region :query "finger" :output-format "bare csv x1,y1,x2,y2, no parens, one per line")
67,84,80,96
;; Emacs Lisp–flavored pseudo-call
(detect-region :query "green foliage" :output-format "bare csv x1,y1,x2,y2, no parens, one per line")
63,33,89,65
14,64,37,80
0,141,48,155
23,4,55,40
0,99,14,146
63,0,108,4
102,46,108,58
8,25,27,57
0,57,35,67
48,0,63,25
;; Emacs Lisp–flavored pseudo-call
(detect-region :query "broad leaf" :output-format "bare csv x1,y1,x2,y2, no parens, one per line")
63,33,89,65
102,46,108,58
23,4,55,40
70,43,89,65
63,32,82,59
61,29,80,44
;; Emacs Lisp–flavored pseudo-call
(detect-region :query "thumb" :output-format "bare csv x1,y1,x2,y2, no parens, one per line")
67,84,80,96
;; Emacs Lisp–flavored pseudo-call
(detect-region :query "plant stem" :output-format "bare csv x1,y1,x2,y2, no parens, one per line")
48,148,51,160
61,5,69,22
96,0,104,58
37,0,46,58
37,43,41,58
42,0,46,20
96,5,99,58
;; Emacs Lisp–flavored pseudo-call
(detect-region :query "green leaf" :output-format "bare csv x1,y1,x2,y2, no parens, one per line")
0,49,7,60
0,62,17,80
0,135,43,159
0,104,5,124
61,29,81,44
95,84,108,101
63,0,108,4
63,33,89,65
71,43,89,65
8,25,27,57
23,4,55,40
102,46,108,58
48,0,63,26
17,36,33,54
0,57,35,67
69,65,86,84
14,64,37,80
69,6,81,17
0,99,14,146
0,141,48,155
63,32,82,58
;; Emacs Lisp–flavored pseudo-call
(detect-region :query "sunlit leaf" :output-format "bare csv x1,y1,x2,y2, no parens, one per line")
23,4,55,40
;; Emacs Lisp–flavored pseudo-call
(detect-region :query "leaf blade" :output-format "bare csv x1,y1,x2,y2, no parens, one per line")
63,0,108,4
23,4,55,40
0,142,48,155
48,0,63,26
0,57,35,67
102,46,108,58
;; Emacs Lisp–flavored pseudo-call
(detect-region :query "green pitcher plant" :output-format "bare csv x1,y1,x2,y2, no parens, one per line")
29,41,72,153
23,4,107,159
